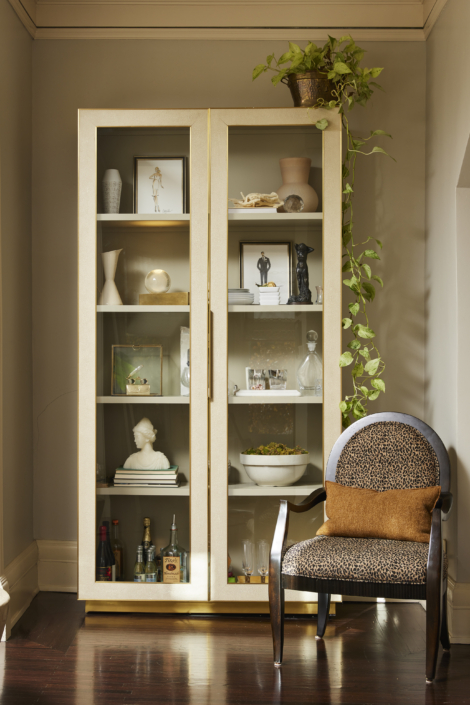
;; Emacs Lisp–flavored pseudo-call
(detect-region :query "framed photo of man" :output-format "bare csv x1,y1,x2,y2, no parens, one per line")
240,242,292,305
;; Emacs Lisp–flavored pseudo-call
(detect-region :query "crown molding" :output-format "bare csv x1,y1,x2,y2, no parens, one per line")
34,27,426,41
8,0,447,41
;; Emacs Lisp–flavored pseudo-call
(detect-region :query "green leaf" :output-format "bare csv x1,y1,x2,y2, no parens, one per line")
315,118,329,131
364,249,380,260
342,415,352,428
339,351,354,367
347,340,361,350
266,54,275,67
370,129,392,138
342,317,352,329
327,70,338,81
252,64,267,80
333,61,352,74
355,324,376,339
372,275,384,287
362,263,371,279
375,239,383,249
368,390,380,401
289,42,303,55
278,50,293,65
358,347,371,361
365,358,380,375
342,261,353,272
272,69,288,86
360,386,369,397
349,302,360,316
371,378,385,392
343,183,353,194
339,401,348,413
352,361,364,379
371,145,396,161
352,402,367,420
342,231,352,247
370,67,383,78
362,281,376,301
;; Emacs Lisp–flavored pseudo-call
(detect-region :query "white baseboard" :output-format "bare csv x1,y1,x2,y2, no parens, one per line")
448,577,470,644
37,540,77,593
3,542,39,633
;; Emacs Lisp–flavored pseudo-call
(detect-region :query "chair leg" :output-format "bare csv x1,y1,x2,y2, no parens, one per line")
269,574,285,666
440,586,451,651
426,583,441,683
316,593,331,639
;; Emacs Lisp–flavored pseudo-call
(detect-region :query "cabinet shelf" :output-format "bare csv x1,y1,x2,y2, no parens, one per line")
97,305,190,313
97,482,189,496
97,396,190,404
229,396,321,404
97,214,190,228
228,483,322,497
228,304,322,313
228,212,322,222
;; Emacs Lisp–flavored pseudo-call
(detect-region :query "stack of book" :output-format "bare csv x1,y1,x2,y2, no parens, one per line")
113,466,179,488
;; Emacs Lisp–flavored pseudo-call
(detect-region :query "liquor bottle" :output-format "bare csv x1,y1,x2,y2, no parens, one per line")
111,519,124,581
145,547,157,583
161,515,188,584
297,329,323,396
142,517,152,563
133,546,146,582
96,525,112,581
102,520,116,581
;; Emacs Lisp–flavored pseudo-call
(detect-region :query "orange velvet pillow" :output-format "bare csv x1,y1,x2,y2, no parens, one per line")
316,481,441,543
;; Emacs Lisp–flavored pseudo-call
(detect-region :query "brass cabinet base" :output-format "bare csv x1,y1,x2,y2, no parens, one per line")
85,600,336,615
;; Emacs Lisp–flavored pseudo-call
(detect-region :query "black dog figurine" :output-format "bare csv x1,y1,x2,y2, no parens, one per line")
287,243,314,305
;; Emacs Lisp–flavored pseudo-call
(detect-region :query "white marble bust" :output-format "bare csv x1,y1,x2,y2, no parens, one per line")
123,417,170,470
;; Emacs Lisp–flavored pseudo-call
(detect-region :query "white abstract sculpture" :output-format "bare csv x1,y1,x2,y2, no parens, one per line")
99,249,123,306
124,417,170,470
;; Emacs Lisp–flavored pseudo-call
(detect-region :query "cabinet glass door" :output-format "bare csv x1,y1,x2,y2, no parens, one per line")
210,109,342,603
78,110,209,602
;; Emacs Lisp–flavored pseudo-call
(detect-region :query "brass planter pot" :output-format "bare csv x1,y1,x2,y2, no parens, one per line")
284,70,334,108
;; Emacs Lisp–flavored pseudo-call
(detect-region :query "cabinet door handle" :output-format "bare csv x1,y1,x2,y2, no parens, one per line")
208,309,213,400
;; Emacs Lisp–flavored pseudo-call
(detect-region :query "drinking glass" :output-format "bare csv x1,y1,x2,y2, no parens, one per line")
242,540,254,582
258,540,269,583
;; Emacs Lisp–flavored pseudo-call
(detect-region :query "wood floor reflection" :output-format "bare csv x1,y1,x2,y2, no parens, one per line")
1,593,469,704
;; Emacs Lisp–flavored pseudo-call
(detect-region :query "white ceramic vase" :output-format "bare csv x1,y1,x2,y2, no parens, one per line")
239,452,309,487
102,169,122,214
99,249,123,305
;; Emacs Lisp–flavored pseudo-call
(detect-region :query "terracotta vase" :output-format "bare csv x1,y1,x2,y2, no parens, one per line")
276,158,318,213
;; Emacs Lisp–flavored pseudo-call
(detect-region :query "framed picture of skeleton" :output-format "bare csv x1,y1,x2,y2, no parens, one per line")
133,156,186,215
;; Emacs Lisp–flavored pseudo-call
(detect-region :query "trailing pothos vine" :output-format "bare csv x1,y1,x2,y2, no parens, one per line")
253,35,394,428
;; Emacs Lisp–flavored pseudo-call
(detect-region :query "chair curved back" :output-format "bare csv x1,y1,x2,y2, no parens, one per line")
326,412,450,493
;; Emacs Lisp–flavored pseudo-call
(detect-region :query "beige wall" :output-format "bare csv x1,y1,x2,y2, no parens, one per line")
0,0,34,566
31,39,426,541
426,0,470,583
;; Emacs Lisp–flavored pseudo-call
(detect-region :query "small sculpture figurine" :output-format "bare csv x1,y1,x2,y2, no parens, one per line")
229,192,284,209
124,417,170,470
288,243,314,305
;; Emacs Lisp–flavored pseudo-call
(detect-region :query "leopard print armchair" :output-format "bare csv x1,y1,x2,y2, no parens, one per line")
268,412,452,683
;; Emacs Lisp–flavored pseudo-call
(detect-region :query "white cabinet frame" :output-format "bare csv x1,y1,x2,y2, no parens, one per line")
209,108,343,602
78,109,209,601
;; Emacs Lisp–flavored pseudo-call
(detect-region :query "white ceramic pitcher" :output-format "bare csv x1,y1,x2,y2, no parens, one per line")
99,249,123,305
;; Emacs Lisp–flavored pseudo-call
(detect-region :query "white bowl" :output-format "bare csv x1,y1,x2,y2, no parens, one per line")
239,452,309,487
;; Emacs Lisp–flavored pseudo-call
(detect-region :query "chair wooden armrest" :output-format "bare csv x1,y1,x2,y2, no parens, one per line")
436,490,453,520
270,487,326,567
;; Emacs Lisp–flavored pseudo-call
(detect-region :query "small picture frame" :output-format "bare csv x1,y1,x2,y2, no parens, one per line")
111,345,163,396
240,242,292,305
134,157,186,215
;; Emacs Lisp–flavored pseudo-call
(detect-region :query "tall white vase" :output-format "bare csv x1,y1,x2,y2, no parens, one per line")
99,249,123,305
102,169,122,214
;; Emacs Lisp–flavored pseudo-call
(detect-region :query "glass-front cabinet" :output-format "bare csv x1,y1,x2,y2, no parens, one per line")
78,108,341,609
78,110,209,602
210,109,342,603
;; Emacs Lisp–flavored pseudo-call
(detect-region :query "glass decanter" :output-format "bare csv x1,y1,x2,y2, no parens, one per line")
297,330,322,396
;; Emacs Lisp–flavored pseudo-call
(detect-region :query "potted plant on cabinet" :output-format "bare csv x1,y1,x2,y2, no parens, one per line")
240,443,309,487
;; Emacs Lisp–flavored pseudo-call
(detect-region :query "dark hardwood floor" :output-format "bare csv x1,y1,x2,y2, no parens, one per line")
1,593,469,704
